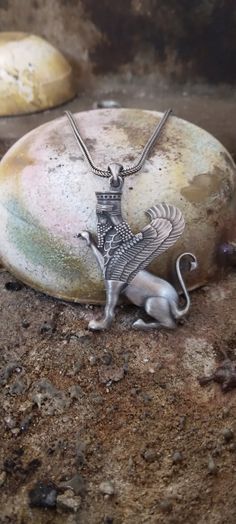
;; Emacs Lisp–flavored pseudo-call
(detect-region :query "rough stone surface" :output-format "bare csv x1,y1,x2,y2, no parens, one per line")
0,268,236,522
99,481,115,496
0,108,235,303
0,32,76,116
57,489,81,512
28,481,58,508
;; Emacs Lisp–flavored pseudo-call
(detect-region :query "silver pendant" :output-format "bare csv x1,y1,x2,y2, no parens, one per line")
80,163,197,331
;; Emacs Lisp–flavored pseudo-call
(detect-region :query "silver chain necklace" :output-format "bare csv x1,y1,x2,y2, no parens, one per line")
66,108,172,180
65,109,197,331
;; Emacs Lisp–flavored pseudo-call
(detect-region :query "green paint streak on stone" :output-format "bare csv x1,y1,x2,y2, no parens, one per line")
6,198,88,281
5,198,105,301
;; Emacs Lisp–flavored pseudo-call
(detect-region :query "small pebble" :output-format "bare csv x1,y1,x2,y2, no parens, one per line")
123,362,129,374
73,361,83,374
179,416,187,430
0,361,22,386
29,481,58,508
142,449,158,463
123,352,130,363
11,428,20,436
94,100,121,109
223,428,234,442
60,473,86,496
212,446,222,457
89,355,97,366
140,392,152,404
5,281,23,291
69,385,84,401
172,451,183,464
208,455,217,475
4,415,17,429
90,393,104,405
57,489,81,513
22,320,30,328
9,378,28,396
101,353,112,366
159,499,173,513
99,481,115,496
99,366,124,385
221,407,230,418
76,441,86,466
19,414,32,432
39,320,56,334
0,471,6,487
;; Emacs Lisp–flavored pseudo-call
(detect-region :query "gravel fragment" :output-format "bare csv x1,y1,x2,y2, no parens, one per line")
159,499,173,513
212,446,222,457
31,378,69,414
142,449,158,463
60,473,86,496
94,99,121,108
19,414,32,432
68,385,84,401
4,415,17,429
57,489,81,513
99,366,125,384
223,428,234,442
0,361,22,386
22,320,30,328
179,416,187,430
76,440,86,466
29,481,58,508
101,353,112,366
89,355,97,366
99,480,115,496
172,451,183,464
0,471,6,487
90,393,104,405
5,281,23,291
9,378,29,396
39,320,56,334
11,428,20,436
208,455,218,475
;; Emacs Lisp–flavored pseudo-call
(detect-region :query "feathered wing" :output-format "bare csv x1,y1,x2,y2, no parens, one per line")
104,203,185,283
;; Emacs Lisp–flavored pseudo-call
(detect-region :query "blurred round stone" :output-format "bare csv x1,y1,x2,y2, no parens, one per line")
0,32,76,115
0,108,235,303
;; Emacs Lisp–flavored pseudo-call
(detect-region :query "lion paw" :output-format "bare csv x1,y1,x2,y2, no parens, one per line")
79,231,91,246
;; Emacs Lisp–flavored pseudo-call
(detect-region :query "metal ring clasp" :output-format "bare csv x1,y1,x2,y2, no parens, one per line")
108,163,124,190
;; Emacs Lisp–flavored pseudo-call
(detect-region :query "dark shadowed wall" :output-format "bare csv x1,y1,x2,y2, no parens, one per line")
0,0,235,84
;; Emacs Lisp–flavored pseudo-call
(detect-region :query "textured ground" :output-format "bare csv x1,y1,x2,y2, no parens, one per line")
0,74,236,523
0,267,236,524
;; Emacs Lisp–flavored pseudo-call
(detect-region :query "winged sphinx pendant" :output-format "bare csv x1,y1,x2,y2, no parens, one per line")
80,163,197,331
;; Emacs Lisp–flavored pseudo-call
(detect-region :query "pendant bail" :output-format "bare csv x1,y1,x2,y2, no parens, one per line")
108,163,124,190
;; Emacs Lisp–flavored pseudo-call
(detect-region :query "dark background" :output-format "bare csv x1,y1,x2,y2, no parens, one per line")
0,0,236,84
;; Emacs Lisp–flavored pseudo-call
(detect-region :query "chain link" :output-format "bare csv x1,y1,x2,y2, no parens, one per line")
65,108,172,178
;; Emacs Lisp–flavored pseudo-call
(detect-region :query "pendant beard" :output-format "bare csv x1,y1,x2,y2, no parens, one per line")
97,222,112,249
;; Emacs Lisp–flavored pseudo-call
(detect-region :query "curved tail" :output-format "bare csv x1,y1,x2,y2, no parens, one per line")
170,252,198,319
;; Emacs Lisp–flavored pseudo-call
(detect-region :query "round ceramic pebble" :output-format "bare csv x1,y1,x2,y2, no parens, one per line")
0,108,235,303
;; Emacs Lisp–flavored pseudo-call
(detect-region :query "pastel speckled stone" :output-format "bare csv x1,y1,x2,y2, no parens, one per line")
0,108,235,303
0,32,76,116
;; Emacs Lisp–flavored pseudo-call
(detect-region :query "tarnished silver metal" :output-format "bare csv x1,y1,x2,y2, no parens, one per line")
65,109,172,178
67,109,197,330
79,188,197,330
